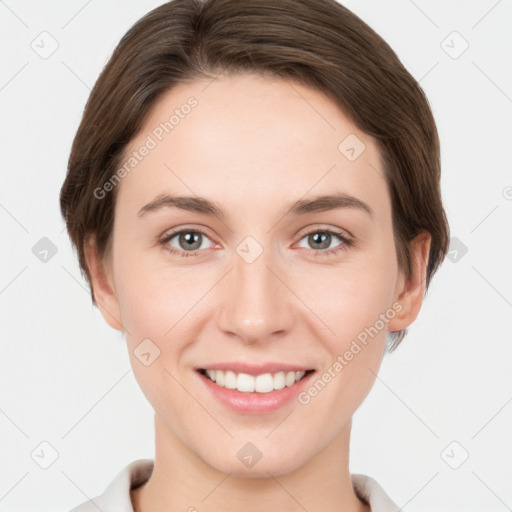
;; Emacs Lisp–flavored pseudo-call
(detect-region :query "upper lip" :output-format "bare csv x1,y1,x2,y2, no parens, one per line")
196,362,315,376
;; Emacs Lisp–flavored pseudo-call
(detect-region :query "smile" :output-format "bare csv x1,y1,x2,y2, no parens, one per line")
198,369,314,393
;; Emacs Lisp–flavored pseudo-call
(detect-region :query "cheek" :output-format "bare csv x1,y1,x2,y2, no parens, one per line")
113,249,197,337
312,252,398,410
112,255,208,400
301,253,398,348
114,262,191,416
297,266,394,422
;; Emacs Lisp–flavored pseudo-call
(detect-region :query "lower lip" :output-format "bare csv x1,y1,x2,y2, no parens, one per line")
197,370,315,415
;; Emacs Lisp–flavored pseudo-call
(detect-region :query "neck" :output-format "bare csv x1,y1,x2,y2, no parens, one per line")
131,414,369,512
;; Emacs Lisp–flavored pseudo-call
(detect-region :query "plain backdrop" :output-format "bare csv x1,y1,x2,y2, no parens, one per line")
1,1,511,511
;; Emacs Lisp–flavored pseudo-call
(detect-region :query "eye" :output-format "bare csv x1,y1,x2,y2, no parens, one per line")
160,228,214,257
296,229,353,256
159,226,354,259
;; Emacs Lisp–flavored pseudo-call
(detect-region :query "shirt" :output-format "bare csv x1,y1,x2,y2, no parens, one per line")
68,459,401,512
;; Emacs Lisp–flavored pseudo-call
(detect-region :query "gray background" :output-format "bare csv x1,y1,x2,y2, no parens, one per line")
1,1,511,510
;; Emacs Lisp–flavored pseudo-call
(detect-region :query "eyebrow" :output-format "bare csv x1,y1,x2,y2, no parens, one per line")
137,192,373,219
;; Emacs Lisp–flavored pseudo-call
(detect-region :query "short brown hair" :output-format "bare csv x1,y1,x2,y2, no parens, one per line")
60,0,450,351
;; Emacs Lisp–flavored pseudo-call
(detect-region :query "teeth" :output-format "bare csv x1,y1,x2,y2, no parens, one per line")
238,373,255,392
204,369,307,393
224,370,237,389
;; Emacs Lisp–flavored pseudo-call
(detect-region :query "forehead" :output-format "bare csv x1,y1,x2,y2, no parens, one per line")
117,72,388,216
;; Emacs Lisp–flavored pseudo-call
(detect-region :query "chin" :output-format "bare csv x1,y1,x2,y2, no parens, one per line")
203,446,306,478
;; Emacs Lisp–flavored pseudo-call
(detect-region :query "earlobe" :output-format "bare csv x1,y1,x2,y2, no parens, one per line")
83,237,124,332
388,231,431,332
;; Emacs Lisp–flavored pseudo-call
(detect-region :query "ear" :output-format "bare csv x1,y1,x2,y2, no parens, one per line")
387,231,431,332
83,236,124,332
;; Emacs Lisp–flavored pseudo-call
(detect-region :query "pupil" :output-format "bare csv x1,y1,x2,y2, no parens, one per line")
310,232,329,249
182,232,201,250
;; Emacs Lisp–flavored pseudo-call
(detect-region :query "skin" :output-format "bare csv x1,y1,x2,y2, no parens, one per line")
85,71,431,512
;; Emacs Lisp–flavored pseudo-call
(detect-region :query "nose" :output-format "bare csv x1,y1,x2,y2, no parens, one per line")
216,242,295,345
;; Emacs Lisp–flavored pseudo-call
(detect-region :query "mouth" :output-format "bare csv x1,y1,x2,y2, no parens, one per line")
197,368,316,394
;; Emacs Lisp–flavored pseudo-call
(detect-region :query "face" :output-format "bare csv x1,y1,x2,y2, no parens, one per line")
90,72,427,477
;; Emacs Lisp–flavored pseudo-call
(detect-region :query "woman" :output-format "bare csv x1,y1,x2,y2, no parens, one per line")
60,0,449,510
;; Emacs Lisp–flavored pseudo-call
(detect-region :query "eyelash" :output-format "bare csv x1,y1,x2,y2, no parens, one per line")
159,227,354,259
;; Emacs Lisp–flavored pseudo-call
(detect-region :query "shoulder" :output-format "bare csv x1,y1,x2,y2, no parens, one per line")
67,459,154,512
351,473,401,512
